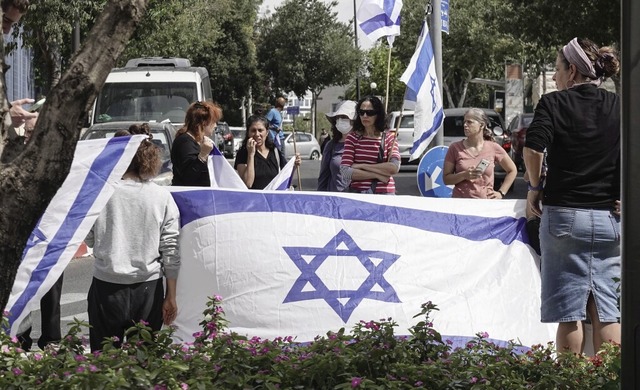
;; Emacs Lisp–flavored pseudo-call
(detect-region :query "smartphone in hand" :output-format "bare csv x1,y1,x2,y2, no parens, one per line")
476,159,490,174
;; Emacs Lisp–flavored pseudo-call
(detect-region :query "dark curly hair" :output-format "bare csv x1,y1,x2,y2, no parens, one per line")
559,38,620,79
241,115,275,150
114,130,161,181
353,95,386,134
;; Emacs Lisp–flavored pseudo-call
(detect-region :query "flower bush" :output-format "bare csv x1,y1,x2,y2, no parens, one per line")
0,297,620,389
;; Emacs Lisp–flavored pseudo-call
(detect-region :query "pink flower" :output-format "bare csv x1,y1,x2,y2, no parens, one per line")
470,377,478,384
33,353,43,361
180,383,189,390
12,368,23,376
351,377,362,388
74,354,87,362
89,365,98,372
76,366,85,373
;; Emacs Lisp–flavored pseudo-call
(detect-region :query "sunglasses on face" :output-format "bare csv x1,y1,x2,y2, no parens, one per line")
358,109,377,117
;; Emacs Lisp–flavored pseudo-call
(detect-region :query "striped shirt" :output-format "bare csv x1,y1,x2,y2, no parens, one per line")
341,131,400,193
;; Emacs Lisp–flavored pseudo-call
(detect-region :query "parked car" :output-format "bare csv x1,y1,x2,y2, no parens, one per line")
507,113,535,171
283,131,321,160
81,121,177,186
215,121,234,158
229,126,245,158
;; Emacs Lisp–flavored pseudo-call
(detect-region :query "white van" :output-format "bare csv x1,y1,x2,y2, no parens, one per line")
90,57,213,127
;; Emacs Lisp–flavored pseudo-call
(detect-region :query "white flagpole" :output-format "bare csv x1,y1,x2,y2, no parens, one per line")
430,0,443,146
385,45,392,113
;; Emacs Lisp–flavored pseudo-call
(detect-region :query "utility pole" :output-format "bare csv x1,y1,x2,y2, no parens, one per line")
429,0,443,146
621,0,640,386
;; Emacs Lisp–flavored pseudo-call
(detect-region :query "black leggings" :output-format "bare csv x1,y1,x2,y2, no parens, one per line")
87,277,164,352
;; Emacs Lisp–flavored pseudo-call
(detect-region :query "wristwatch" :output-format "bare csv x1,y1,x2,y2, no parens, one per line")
496,189,505,197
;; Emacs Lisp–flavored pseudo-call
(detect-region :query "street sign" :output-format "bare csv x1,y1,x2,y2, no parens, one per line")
441,0,450,35
417,145,453,197
287,106,300,115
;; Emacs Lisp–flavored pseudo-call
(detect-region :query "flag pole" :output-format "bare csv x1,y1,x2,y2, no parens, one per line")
430,0,443,146
391,1,433,162
353,0,361,101
291,131,302,190
385,44,392,113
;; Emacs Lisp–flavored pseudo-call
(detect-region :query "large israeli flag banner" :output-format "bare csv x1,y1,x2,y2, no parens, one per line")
170,189,556,347
6,135,147,336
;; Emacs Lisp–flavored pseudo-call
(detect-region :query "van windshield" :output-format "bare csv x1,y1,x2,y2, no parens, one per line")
93,82,196,124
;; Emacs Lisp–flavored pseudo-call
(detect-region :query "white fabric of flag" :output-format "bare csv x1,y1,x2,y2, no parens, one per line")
263,156,295,191
6,135,147,336
169,189,556,347
357,0,403,46
207,145,246,189
400,21,445,161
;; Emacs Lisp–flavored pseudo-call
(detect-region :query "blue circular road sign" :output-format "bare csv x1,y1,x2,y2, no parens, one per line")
417,145,453,197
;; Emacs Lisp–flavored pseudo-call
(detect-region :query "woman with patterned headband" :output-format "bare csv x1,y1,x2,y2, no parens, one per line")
524,37,621,354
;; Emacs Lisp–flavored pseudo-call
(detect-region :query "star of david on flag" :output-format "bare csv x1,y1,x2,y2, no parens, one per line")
283,229,401,322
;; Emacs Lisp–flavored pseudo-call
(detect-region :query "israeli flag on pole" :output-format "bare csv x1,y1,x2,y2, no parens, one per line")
400,21,445,161
207,145,246,189
6,135,146,336
170,189,555,347
357,0,403,46
263,157,295,191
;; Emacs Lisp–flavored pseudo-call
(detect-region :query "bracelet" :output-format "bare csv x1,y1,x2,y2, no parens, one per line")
496,189,505,197
198,156,208,163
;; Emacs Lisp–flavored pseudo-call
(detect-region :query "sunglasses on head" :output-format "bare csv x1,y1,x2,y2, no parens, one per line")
358,109,377,117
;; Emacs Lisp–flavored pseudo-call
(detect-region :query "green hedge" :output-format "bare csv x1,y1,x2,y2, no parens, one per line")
1,297,620,389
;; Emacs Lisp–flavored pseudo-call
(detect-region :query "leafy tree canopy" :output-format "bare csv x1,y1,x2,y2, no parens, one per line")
256,0,362,98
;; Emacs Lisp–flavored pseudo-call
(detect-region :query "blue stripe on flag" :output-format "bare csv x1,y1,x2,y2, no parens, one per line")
411,108,444,154
171,190,528,246
7,137,131,324
360,14,398,35
211,147,224,157
405,24,433,102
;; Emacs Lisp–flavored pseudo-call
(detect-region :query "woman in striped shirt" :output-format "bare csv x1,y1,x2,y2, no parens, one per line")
340,96,400,194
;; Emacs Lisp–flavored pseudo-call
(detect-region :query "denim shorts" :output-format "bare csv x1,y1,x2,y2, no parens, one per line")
539,206,620,323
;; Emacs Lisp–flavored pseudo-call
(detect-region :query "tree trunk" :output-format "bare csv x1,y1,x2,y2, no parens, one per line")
0,0,150,313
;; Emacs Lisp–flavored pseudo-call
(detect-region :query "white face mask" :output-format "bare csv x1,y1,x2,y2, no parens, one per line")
335,118,352,134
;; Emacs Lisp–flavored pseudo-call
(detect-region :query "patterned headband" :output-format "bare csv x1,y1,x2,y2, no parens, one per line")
562,37,598,80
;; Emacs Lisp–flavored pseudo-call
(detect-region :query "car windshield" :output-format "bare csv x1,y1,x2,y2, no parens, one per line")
93,82,196,124
83,129,171,172
393,115,414,129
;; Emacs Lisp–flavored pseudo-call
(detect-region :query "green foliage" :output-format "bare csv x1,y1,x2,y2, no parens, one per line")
256,0,362,98
121,0,261,122
16,0,106,94
0,297,621,389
